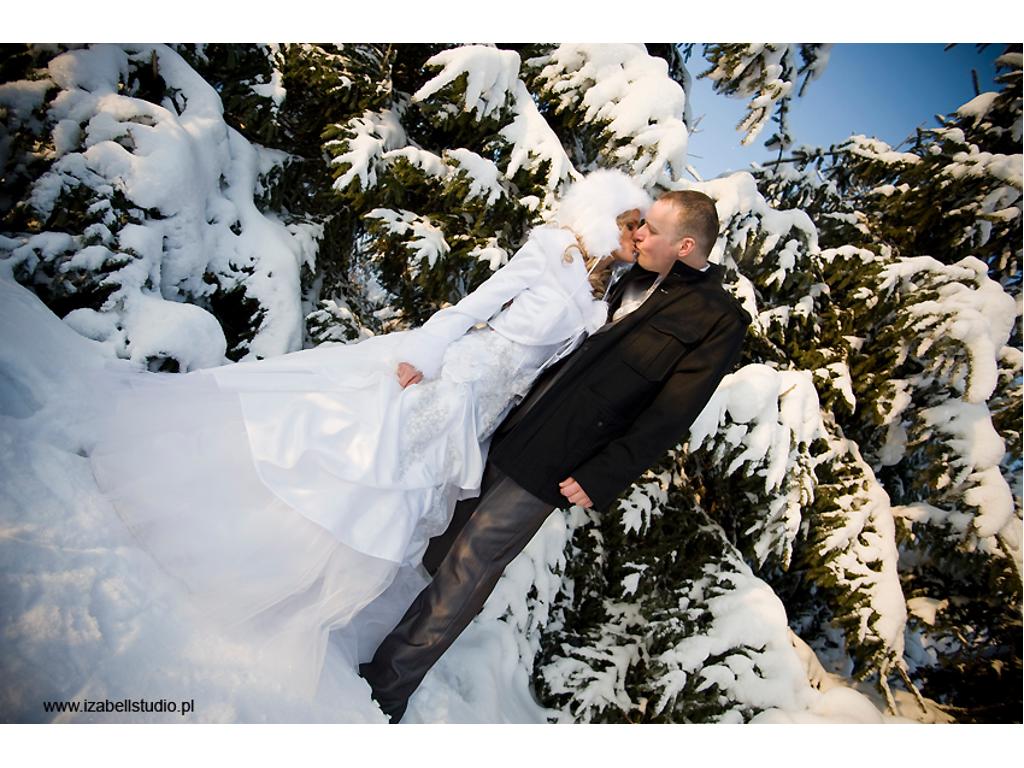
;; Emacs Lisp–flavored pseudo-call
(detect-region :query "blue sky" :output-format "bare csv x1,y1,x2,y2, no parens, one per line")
684,44,1009,179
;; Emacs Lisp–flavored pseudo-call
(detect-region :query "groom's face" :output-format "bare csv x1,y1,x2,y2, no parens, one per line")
635,199,694,276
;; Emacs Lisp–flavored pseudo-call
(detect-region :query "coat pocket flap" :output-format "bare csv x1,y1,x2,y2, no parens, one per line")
648,314,702,344
622,322,691,380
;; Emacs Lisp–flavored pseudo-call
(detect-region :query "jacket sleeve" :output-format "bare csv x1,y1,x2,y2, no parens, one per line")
570,310,749,511
393,234,550,379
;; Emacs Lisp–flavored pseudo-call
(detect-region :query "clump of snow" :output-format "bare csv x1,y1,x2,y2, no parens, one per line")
689,364,821,565
468,238,508,273
648,558,818,718
63,292,227,372
383,146,448,179
527,44,690,187
920,400,1007,473
445,148,506,204
906,596,948,627
934,128,1023,187
693,171,819,290
2,44,312,364
249,45,286,109
617,469,670,537
328,108,407,191
366,208,451,277
413,46,520,121
753,683,926,723
539,597,645,720
917,399,1020,567
880,255,1016,403
122,293,227,370
846,134,922,166
817,427,908,670
895,501,974,536
499,80,575,193
956,91,1000,125
0,78,52,128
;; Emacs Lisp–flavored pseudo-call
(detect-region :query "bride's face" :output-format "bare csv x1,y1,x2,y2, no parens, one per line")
611,209,642,262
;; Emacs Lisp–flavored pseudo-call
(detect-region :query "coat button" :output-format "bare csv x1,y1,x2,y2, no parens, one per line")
596,419,604,428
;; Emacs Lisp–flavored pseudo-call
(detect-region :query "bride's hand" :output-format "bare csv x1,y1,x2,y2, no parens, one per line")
396,362,424,389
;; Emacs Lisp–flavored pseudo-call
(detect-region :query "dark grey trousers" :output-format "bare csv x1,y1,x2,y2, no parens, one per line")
359,463,555,722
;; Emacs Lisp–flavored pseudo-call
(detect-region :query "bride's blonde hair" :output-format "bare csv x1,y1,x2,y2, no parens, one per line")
562,210,640,298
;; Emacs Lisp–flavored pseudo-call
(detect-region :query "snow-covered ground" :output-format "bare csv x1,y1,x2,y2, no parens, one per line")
0,276,552,724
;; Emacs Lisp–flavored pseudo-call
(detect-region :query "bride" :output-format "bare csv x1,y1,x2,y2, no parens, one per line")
87,169,651,702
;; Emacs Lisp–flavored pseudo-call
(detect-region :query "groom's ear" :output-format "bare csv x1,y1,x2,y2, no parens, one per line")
676,236,697,259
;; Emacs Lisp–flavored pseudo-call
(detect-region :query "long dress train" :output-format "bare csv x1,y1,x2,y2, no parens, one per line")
87,325,561,698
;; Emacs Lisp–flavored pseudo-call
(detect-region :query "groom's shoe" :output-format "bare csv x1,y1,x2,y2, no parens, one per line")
358,662,407,724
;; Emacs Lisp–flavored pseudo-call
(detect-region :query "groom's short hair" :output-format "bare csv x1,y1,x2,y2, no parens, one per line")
660,190,720,259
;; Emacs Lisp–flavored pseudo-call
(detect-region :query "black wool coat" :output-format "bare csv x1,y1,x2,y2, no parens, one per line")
489,258,751,511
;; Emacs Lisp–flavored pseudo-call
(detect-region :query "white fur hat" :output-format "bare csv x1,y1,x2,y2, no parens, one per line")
552,169,653,258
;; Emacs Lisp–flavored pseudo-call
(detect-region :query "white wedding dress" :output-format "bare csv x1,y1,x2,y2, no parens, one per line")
87,226,608,700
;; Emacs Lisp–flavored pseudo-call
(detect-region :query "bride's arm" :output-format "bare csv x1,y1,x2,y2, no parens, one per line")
393,231,556,380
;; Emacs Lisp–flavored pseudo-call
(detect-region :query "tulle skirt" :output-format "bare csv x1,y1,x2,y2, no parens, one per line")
85,328,556,699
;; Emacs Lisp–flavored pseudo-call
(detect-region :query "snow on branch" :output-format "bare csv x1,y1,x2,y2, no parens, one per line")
688,364,821,567
878,255,1016,404
702,44,832,148
844,135,922,167
648,552,815,721
526,44,690,187
444,148,506,205
498,80,576,193
365,208,451,278
412,45,520,121
3,44,310,366
809,418,909,692
696,172,819,296
328,108,407,192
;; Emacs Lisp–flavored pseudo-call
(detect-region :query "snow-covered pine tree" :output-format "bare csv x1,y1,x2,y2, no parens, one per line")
177,43,400,347
751,44,1023,721
323,44,562,335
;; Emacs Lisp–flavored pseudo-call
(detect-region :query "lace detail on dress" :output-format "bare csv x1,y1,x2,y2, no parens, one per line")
395,378,459,480
395,327,556,484
446,327,555,440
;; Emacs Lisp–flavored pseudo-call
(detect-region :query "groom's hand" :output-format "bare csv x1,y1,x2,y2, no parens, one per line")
396,362,424,388
559,477,593,509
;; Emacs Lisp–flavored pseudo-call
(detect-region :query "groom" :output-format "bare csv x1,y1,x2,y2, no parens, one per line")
361,190,750,722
